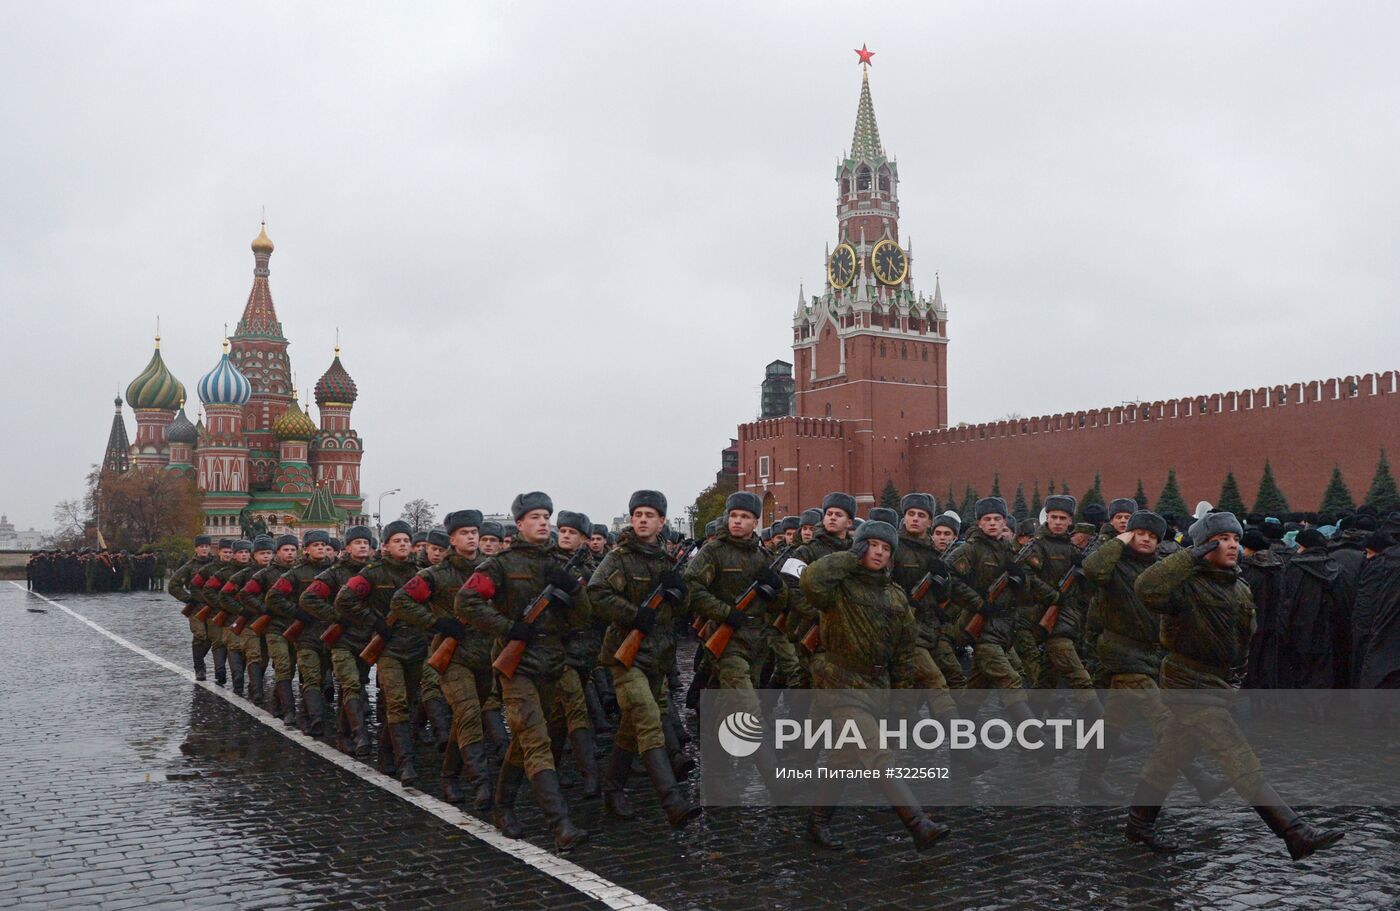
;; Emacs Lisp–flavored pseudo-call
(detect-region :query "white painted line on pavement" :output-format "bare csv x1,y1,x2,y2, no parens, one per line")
11,582,668,911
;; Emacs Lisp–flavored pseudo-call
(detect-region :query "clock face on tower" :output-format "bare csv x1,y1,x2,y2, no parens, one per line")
827,243,857,289
870,239,908,286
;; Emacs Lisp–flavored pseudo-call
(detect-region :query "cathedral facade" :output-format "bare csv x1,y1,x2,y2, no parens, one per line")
111,225,366,537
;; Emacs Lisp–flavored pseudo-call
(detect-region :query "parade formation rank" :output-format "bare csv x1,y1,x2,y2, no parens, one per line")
108,224,368,538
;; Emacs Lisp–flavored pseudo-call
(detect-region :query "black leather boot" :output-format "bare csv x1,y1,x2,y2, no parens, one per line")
463,741,494,812
425,697,453,754
880,776,950,851
1182,761,1232,804
1124,779,1179,852
212,645,228,686
345,695,372,757
494,762,526,838
246,661,265,704
806,775,846,849
602,746,636,820
192,641,209,681
662,715,696,779
530,768,589,852
570,728,601,798
390,722,418,786
1252,784,1344,861
1078,728,1122,801
276,680,297,726
584,678,614,735
379,723,397,777
1006,698,1055,767
439,740,465,804
483,709,510,762
933,710,998,778
641,747,702,829
303,686,326,737
228,651,246,696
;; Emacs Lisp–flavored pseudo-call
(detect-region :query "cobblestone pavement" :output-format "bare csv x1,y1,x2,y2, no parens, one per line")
3,584,1396,911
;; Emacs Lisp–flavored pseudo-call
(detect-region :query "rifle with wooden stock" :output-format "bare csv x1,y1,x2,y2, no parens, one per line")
1037,562,1084,635
612,539,698,669
704,545,792,659
359,615,396,664
964,539,1039,640
488,544,594,679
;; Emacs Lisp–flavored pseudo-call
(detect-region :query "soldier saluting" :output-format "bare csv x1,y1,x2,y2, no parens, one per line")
1125,510,1344,860
457,492,591,852
587,490,702,829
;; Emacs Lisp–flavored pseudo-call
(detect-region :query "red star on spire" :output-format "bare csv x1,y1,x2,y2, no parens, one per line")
855,44,875,68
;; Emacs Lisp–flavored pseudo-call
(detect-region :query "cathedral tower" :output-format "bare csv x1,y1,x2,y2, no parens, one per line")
229,223,294,490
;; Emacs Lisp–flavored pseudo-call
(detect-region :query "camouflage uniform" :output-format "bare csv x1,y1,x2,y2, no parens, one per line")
236,558,294,705
786,531,850,685
301,553,372,750
169,553,216,679
890,532,957,714
1026,529,1094,691
221,561,262,696
200,560,240,685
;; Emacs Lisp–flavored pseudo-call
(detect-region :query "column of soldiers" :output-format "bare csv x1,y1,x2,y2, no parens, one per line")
167,484,1378,862
27,548,167,593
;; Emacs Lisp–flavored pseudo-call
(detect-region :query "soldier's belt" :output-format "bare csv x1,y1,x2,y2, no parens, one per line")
1099,629,1157,653
1164,651,1230,681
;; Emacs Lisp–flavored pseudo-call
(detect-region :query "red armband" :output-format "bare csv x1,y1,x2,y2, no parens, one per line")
306,579,331,600
242,579,262,596
205,576,222,589
221,582,237,594
191,573,205,587
404,574,433,602
462,572,496,601
271,577,294,596
346,575,372,599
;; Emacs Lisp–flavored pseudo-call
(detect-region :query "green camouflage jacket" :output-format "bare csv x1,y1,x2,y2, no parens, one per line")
264,556,333,639
685,530,787,663
800,550,924,690
1080,537,1163,676
168,554,215,605
334,555,424,662
1136,548,1254,690
391,551,492,671
946,530,1057,648
588,531,679,675
301,554,369,651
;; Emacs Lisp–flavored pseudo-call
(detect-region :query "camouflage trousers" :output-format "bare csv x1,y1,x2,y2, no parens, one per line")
187,613,213,645
441,662,494,750
910,646,958,715
964,643,1028,705
266,634,296,683
1140,699,1265,801
237,627,266,665
1042,636,1094,689
766,628,802,687
330,647,369,702
1011,627,1044,688
710,650,767,721
549,665,591,735
295,641,329,690
420,660,443,705
375,654,423,725
609,664,666,754
502,673,566,778
933,637,967,689
1102,672,1172,736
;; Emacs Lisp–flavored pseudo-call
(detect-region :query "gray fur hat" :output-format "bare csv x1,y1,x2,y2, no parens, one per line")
231,539,253,553
1127,510,1168,541
274,533,300,549
426,528,450,548
724,491,763,518
479,521,505,541
822,492,857,519
975,497,1009,519
444,510,483,534
800,508,823,527
557,510,591,534
303,530,331,546
932,513,961,534
1044,494,1077,516
511,491,553,520
854,520,899,554
628,490,668,516
868,507,899,526
780,515,800,532
705,520,719,536
899,492,936,517
1108,498,1139,518
251,535,275,553
1188,510,1243,545
382,520,413,542
591,523,608,538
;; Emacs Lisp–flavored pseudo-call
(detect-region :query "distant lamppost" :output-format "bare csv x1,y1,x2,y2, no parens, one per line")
376,488,401,539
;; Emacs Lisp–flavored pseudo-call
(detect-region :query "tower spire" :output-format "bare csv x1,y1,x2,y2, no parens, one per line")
103,397,131,473
850,47,884,162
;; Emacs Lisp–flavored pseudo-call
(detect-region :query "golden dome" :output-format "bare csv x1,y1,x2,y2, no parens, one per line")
273,396,317,441
252,222,274,254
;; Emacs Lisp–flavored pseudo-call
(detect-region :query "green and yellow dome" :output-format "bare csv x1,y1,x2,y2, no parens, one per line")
273,396,317,441
125,339,186,411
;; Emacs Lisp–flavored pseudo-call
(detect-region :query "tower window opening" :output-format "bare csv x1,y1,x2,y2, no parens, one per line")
857,166,872,191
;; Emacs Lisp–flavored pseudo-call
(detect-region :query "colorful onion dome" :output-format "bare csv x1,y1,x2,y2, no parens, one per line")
165,403,198,445
125,339,186,411
273,396,317,440
314,346,358,407
197,340,252,406
252,222,274,254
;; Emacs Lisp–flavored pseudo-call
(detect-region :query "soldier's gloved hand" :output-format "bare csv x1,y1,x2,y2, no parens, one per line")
432,616,468,641
506,621,537,643
1006,570,1025,588
371,616,391,639
1071,551,1085,567
659,570,688,603
851,537,871,561
547,566,582,595
1189,539,1221,562
722,607,747,630
293,608,317,625
631,603,658,634
754,566,783,602
928,557,948,576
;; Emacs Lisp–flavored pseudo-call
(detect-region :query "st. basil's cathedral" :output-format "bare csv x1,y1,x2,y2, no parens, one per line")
106,224,367,537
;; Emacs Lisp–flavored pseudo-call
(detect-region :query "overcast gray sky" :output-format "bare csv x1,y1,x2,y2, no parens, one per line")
3,2,1398,533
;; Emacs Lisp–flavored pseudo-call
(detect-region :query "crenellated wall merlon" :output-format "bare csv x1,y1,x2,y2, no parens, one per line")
739,416,848,442
908,371,1399,449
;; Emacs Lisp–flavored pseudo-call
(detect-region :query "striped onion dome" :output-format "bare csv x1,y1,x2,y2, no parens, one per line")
197,342,252,406
314,347,358,407
165,403,198,445
273,396,317,440
125,340,186,411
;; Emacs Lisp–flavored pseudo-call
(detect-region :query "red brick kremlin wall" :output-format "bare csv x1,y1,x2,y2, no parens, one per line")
910,371,1400,515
